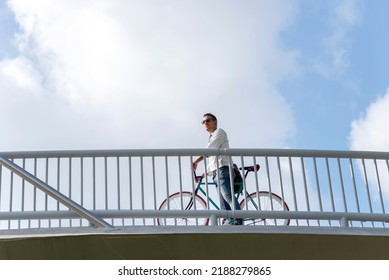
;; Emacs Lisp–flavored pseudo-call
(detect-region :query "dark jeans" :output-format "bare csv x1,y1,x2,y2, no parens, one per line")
212,166,242,225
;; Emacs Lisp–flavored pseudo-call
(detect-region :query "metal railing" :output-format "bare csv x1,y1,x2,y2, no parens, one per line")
1,148,389,230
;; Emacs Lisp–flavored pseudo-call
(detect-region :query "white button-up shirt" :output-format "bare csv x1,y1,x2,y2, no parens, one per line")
206,128,230,174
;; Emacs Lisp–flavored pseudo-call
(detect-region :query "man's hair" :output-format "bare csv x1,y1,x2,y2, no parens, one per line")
203,113,217,122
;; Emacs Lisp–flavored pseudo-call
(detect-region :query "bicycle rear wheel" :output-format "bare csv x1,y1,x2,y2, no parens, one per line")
157,191,209,225
240,191,290,226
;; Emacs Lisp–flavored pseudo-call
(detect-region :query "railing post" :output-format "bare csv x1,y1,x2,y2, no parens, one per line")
340,216,349,227
210,214,217,225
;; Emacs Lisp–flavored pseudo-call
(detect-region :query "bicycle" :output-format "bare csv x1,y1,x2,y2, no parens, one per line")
157,164,290,226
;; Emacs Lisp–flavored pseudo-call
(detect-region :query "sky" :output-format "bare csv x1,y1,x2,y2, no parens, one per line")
0,0,388,152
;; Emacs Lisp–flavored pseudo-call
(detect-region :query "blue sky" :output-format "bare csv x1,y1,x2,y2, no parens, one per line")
0,0,388,152
279,0,389,150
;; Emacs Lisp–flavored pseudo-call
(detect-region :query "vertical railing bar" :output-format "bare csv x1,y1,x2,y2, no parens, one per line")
228,156,235,211
265,156,275,225
164,156,170,212
189,155,195,226
57,157,61,228
288,157,298,209
104,156,111,225
387,161,389,208
349,158,361,228
45,157,50,228
276,157,283,211
164,155,177,226
373,159,385,227
57,157,61,219
385,160,389,228
128,157,134,225
300,157,310,226
240,156,247,209
349,158,359,211
300,157,310,211
361,158,374,227
277,156,286,212
116,156,121,226
0,164,2,210
337,158,348,212
253,156,261,211
265,156,273,209
216,157,222,224
313,157,323,226
33,157,38,229
0,165,2,229
92,157,96,211
152,156,157,225
288,157,299,226
104,156,108,212
216,156,223,218
141,156,145,225
374,159,385,212
178,156,183,211
80,157,84,227
325,157,335,227
69,157,72,227
20,158,26,229
116,157,120,209
189,155,195,216
203,157,210,213
10,159,14,230
362,159,373,213
178,155,184,225
193,155,204,226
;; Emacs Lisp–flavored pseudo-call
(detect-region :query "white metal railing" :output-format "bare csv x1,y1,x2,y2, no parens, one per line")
0,148,389,230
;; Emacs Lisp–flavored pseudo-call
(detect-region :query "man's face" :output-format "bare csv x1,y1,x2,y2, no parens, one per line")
202,116,217,132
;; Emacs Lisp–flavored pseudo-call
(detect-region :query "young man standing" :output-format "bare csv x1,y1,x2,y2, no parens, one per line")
192,113,242,225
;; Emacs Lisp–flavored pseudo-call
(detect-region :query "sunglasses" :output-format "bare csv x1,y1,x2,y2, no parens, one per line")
202,118,214,124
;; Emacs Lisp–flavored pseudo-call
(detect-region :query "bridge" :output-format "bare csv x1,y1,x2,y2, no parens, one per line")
1,148,389,259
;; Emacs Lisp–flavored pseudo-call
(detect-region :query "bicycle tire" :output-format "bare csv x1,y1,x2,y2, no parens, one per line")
240,191,290,226
157,191,209,225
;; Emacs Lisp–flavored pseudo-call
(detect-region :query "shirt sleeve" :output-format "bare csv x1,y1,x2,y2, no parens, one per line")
207,129,228,149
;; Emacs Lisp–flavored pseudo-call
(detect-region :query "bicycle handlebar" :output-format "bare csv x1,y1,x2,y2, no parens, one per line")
193,171,204,181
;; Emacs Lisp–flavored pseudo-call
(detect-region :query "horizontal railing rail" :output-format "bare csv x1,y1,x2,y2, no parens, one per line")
1,210,388,227
0,148,388,230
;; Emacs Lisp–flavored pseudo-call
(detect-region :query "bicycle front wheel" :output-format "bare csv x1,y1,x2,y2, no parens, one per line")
157,191,209,226
240,191,290,226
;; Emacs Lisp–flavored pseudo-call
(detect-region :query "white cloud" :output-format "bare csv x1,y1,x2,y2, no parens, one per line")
335,0,362,26
349,89,389,151
314,0,362,78
0,56,42,90
0,0,298,151
349,89,389,201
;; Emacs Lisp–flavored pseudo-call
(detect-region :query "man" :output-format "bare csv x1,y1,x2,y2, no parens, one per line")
192,113,242,225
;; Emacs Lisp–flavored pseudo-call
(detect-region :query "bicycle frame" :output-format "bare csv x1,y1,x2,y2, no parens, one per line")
193,168,254,211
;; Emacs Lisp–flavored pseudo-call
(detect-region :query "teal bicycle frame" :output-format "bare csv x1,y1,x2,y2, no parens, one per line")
194,179,248,211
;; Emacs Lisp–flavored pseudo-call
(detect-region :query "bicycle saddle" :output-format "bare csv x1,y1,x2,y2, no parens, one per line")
239,164,260,172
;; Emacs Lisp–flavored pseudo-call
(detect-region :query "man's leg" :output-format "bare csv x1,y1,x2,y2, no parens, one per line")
217,166,242,225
